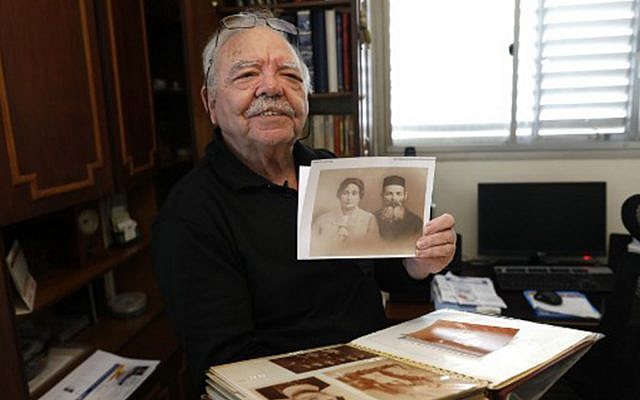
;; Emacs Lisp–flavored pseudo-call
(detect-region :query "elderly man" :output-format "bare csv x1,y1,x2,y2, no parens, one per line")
152,10,457,392
375,175,424,241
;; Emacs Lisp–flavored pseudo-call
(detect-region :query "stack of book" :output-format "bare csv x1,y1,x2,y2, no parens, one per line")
205,309,603,399
296,8,351,94
308,114,355,156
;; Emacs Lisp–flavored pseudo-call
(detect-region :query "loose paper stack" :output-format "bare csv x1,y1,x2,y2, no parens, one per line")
431,272,507,315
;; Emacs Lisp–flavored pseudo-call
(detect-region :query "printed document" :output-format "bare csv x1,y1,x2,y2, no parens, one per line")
433,272,507,309
40,350,159,400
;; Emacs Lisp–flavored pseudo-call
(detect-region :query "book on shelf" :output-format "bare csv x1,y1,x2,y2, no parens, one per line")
5,240,37,315
335,10,344,92
309,114,355,156
296,9,314,84
324,9,338,93
206,309,603,400
340,10,351,92
305,8,351,94
311,9,328,93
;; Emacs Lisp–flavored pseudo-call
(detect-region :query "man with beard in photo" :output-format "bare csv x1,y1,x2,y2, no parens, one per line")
375,175,423,241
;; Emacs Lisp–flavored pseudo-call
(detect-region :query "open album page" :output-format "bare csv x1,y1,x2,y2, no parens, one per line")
207,344,486,400
350,309,603,389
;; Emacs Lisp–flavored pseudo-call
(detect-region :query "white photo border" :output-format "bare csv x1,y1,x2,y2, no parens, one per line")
298,157,436,259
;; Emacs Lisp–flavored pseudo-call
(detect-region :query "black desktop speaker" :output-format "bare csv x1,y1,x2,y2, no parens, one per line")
621,194,640,241
388,234,462,303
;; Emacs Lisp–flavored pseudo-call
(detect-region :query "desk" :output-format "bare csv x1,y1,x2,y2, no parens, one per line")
385,263,606,329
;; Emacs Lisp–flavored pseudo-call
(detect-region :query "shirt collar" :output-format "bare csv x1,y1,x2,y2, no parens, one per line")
205,128,318,191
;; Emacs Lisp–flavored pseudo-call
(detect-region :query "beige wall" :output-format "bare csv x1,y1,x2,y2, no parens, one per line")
431,158,640,261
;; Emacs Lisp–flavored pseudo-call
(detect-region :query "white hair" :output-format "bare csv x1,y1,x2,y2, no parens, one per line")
201,11,312,97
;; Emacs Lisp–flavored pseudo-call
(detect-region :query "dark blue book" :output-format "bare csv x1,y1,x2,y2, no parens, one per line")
296,10,314,86
335,11,344,91
311,9,328,93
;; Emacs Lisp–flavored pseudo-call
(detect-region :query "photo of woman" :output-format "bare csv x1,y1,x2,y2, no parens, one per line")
311,177,380,256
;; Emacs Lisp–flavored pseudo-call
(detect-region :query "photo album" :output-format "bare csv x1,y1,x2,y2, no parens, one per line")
206,309,603,400
297,157,436,259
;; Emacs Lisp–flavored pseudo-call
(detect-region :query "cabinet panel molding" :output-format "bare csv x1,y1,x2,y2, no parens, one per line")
105,0,157,182
0,1,105,200
0,0,113,225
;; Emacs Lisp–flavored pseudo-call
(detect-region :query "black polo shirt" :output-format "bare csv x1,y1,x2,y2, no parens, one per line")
152,134,426,391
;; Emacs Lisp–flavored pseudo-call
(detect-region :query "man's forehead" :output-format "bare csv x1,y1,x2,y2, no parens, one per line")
384,184,406,193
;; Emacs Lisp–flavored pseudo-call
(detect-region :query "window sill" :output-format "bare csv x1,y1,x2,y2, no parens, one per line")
384,141,640,161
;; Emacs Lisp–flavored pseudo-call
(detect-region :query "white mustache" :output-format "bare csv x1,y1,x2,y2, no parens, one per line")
244,97,295,118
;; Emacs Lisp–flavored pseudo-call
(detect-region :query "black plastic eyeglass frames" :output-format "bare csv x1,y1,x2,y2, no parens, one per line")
203,14,299,89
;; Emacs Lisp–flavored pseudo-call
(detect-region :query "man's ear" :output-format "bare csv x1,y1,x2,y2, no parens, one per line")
200,86,217,126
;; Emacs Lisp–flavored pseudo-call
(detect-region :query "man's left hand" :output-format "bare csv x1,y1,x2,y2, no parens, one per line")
404,213,456,280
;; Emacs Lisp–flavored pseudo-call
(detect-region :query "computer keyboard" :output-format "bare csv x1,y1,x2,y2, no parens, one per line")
493,265,614,292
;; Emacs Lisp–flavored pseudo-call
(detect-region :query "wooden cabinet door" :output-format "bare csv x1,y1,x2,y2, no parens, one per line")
101,0,157,190
0,0,113,225
0,237,28,399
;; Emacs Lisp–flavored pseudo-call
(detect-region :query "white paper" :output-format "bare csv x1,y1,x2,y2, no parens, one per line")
298,157,436,259
297,166,310,228
5,240,36,314
39,349,159,400
351,309,602,387
29,347,87,394
433,272,507,308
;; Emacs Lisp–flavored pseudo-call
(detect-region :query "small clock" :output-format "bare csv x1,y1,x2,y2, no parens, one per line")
77,209,100,236
74,206,105,265
621,194,640,241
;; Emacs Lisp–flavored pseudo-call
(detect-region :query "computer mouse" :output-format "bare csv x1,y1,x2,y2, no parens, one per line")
534,290,562,306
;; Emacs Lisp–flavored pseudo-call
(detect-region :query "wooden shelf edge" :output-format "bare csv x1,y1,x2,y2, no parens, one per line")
28,345,93,400
309,91,354,99
73,293,164,354
22,240,151,317
27,297,164,399
219,0,351,13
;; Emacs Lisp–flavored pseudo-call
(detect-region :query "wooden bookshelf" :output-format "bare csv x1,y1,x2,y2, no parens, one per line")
73,293,163,353
26,295,164,399
309,94,354,115
310,91,354,100
18,240,151,319
0,2,193,398
219,0,351,13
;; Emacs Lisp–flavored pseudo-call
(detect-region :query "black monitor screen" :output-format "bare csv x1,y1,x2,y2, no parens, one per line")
478,182,606,258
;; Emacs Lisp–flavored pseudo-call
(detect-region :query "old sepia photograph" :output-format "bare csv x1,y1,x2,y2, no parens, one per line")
270,345,377,374
327,358,481,400
298,157,436,259
404,319,519,357
255,376,356,400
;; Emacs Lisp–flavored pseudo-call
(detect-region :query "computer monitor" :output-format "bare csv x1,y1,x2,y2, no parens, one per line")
477,182,606,260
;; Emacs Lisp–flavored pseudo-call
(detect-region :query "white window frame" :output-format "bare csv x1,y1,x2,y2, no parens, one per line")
369,0,640,159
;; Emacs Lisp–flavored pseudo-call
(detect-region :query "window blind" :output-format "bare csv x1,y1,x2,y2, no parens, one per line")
517,0,638,138
386,0,640,149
